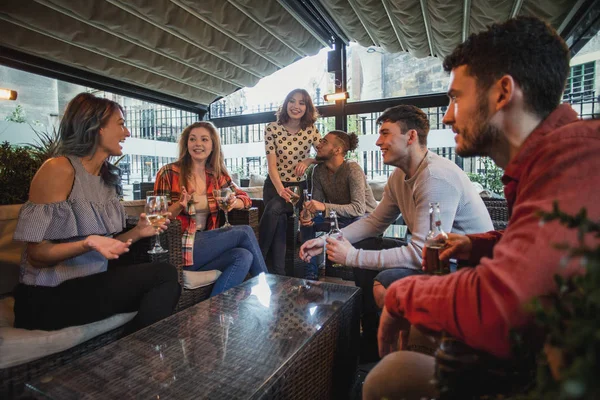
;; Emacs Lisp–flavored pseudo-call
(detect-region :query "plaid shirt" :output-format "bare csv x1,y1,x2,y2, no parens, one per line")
154,163,252,267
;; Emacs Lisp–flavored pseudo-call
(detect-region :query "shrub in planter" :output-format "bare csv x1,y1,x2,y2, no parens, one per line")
0,142,43,205
0,125,60,205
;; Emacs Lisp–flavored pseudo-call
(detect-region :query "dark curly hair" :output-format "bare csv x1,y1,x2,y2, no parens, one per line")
276,89,319,130
443,16,569,119
328,130,359,154
376,105,429,147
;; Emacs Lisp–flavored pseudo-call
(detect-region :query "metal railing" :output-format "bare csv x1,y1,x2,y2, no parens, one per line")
123,105,198,143
121,92,599,185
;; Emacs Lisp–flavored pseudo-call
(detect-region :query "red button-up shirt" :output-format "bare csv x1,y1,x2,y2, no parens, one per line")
385,104,600,358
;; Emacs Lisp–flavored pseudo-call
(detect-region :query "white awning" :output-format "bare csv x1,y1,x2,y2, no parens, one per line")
0,0,583,108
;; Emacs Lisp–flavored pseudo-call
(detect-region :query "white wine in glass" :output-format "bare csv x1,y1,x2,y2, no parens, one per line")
213,188,234,228
289,186,301,217
146,195,169,254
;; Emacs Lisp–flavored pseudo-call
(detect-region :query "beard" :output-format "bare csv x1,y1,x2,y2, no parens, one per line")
455,96,503,158
315,149,334,162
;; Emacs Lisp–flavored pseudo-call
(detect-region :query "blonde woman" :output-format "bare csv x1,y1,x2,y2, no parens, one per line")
154,122,267,296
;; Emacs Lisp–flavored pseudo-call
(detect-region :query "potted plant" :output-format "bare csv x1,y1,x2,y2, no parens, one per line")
0,125,59,265
468,157,504,197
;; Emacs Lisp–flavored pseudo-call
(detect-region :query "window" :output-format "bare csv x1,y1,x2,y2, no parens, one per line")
563,62,595,102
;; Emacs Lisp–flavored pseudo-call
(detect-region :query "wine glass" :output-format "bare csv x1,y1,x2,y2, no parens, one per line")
213,188,234,228
146,195,169,254
289,186,301,217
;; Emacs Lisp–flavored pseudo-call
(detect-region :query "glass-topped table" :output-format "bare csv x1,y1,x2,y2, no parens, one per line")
26,274,361,399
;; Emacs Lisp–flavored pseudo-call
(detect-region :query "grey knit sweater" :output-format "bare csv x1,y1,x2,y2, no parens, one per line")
311,160,377,218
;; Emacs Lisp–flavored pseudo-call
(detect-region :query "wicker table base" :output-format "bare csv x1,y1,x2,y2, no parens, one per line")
25,275,361,400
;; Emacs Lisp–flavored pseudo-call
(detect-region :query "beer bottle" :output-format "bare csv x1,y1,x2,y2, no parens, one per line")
300,189,314,222
425,202,450,275
328,210,344,268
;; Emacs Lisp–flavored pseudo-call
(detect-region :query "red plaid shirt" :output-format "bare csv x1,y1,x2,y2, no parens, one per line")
154,163,252,267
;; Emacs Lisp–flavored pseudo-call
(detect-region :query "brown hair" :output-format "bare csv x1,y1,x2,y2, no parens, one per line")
328,130,359,154
376,105,429,147
443,16,569,119
177,121,229,190
276,89,319,130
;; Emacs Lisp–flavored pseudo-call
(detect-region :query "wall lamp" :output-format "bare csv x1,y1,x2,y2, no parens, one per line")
323,91,349,102
0,89,18,101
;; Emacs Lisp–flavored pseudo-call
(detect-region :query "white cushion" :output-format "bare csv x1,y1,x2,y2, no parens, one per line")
230,172,240,186
0,296,136,369
368,179,387,202
249,173,266,187
182,270,221,289
244,186,264,199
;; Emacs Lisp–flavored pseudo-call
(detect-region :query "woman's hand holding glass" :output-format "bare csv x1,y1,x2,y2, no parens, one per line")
278,187,295,202
146,195,170,254
224,195,244,212
136,211,171,238
213,188,234,228
288,186,301,217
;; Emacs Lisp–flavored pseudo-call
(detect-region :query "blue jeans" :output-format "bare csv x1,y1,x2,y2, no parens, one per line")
374,267,424,288
187,225,267,296
300,214,360,279
374,261,458,288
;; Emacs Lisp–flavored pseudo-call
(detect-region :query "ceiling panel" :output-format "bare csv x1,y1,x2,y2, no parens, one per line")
0,0,589,111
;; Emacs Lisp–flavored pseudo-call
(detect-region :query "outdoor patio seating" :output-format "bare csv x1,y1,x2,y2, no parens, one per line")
0,217,178,397
0,208,258,397
482,198,509,230
22,275,362,399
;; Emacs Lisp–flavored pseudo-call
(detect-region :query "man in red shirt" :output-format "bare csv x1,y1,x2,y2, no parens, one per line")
363,16,600,400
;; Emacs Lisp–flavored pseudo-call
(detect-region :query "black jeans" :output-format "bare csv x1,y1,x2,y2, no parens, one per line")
351,237,421,338
14,261,181,334
258,177,306,275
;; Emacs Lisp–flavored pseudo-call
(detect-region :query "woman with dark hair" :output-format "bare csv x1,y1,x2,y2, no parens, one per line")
13,92,181,333
259,89,321,275
154,121,267,297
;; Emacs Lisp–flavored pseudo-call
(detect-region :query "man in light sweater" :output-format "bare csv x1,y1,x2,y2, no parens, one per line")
299,104,493,361
300,130,378,280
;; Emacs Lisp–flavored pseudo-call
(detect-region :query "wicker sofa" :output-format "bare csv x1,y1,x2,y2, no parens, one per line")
0,207,259,398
